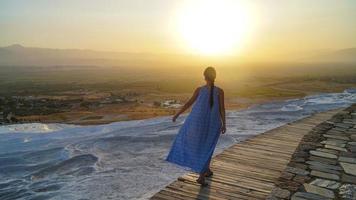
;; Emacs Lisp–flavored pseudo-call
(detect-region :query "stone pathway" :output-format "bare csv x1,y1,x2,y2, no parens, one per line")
268,104,356,200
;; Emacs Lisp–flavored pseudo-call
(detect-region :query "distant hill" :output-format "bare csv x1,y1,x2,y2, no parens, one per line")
305,48,356,63
329,48,356,62
0,44,355,67
0,44,157,67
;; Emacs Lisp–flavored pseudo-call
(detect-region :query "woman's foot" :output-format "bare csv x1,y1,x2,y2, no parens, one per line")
196,176,208,187
204,169,213,177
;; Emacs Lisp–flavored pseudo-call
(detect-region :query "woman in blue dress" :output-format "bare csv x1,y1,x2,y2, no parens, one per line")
166,66,226,186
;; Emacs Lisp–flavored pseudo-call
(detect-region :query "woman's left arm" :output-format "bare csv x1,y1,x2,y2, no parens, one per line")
219,89,226,134
172,87,200,122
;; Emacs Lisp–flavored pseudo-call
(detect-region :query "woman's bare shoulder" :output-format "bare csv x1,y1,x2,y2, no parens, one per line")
215,86,224,94
193,86,203,94
196,86,203,91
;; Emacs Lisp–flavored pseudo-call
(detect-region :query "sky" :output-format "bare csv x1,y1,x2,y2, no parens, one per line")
0,0,356,61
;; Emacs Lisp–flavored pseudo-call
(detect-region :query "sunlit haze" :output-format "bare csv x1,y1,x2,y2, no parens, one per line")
0,0,356,61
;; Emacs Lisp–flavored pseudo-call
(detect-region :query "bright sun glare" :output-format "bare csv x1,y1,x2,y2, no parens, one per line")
177,0,253,56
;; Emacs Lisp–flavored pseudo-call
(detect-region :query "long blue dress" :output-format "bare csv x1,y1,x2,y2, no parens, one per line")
166,85,222,173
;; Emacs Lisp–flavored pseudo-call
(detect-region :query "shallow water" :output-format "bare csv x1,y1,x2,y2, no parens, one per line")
0,89,355,200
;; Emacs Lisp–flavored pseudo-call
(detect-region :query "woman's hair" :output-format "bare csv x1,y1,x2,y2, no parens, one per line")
204,67,216,108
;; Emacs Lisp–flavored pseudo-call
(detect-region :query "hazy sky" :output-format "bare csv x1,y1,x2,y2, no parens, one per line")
1,0,356,60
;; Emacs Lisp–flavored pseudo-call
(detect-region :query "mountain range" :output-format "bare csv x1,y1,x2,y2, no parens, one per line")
0,44,160,67
0,44,355,67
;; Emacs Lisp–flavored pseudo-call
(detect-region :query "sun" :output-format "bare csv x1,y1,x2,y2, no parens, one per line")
177,0,252,56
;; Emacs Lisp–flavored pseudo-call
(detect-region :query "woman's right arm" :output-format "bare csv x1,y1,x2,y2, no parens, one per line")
172,87,200,122
219,88,226,134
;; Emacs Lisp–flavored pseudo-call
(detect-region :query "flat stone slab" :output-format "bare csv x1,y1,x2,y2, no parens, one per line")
339,156,356,164
321,139,346,147
327,129,347,135
309,155,338,165
348,129,356,134
343,119,356,123
270,187,291,199
311,170,340,180
291,192,332,200
306,161,342,171
324,134,350,141
340,151,356,157
342,173,356,184
340,162,356,176
293,175,311,184
316,148,339,155
335,123,354,128
333,128,348,133
310,150,337,159
351,134,356,141
303,183,335,199
348,142,356,146
325,144,348,152
309,165,341,175
310,178,341,189
285,166,309,176
325,120,335,125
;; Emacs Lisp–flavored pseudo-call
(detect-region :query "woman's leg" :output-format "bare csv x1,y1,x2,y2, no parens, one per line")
204,161,213,177
196,163,210,186
196,171,208,186
196,158,213,186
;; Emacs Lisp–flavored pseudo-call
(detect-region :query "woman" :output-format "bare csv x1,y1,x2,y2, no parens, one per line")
166,66,226,186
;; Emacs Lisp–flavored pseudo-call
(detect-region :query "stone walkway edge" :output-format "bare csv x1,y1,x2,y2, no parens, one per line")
267,104,356,200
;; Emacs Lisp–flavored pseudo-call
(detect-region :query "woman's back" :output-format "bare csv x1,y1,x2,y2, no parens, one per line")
189,85,221,125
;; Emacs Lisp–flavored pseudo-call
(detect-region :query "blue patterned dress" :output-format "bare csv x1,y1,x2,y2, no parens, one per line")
166,85,222,173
